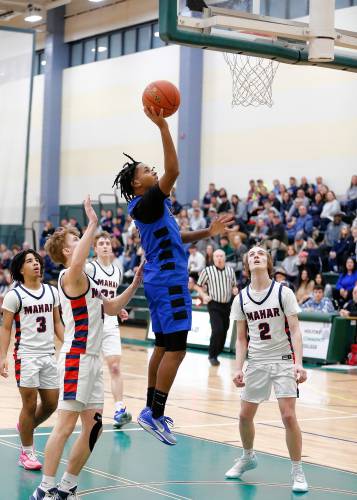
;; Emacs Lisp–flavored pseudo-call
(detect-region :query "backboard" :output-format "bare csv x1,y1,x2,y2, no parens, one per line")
159,0,357,72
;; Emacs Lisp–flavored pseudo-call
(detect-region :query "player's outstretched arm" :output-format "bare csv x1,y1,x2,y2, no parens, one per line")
233,320,248,388
180,214,234,243
0,310,13,378
103,262,143,316
287,314,307,384
144,106,179,196
64,195,98,288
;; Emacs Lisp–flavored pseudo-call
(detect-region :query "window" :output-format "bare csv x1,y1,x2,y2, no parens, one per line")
84,39,96,64
110,32,122,57
288,0,309,18
123,28,136,55
97,36,109,61
138,25,152,52
71,42,83,66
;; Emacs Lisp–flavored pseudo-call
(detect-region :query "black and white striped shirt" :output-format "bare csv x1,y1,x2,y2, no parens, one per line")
197,265,237,303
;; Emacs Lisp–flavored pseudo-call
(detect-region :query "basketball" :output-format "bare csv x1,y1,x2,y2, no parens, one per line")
142,80,180,118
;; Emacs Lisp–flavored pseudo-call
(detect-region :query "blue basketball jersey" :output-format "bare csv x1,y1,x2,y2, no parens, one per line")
128,195,188,286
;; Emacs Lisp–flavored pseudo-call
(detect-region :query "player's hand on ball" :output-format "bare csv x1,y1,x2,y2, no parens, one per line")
84,195,98,225
119,309,129,322
144,106,167,129
233,370,245,387
0,358,8,378
294,364,307,384
208,214,235,237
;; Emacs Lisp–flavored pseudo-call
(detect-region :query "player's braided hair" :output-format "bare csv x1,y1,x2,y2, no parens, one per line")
112,153,141,202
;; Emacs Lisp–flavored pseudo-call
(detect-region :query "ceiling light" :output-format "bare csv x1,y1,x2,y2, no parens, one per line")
154,31,160,38
24,4,43,23
41,60,46,66
88,0,105,3
97,46,107,52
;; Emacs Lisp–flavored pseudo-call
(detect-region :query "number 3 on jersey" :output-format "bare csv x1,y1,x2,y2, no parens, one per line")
258,322,271,340
36,316,47,333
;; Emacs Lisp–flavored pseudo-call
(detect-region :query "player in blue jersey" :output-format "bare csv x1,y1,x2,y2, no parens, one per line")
112,106,232,445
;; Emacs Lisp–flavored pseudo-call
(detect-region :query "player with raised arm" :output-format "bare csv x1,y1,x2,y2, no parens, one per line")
30,197,142,500
86,232,132,428
0,250,63,471
226,245,308,493
112,106,232,446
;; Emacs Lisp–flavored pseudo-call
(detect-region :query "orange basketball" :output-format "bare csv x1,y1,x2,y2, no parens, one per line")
142,80,180,118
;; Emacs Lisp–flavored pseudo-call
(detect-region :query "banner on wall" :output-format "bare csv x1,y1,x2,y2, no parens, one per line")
300,321,332,360
147,309,235,350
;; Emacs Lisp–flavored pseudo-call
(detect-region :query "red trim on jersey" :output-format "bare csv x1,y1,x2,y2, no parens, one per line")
69,296,88,354
284,316,295,362
63,354,80,399
14,358,21,387
13,313,21,358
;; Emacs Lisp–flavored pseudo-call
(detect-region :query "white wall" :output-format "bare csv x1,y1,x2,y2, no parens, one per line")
200,6,357,198
59,45,180,205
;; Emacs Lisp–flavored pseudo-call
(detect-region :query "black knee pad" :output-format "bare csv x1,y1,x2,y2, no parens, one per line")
89,412,102,452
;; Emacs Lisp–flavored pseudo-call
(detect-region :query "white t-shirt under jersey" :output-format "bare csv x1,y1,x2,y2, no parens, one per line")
231,280,301,363
2,283,59,358
85,260,122,331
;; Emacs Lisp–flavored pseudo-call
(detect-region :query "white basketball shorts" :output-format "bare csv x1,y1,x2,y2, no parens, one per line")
241,362,298,403
15,354,59,390
58,353,104,412
101,328,122,357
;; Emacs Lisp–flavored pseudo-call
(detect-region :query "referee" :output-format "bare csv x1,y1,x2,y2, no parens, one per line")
196,249,238,366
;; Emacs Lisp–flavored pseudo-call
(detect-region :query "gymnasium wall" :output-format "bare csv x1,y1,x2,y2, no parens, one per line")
200,7,357,198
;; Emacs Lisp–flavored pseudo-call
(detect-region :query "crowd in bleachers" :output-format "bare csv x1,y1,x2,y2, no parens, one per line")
1,175,357,317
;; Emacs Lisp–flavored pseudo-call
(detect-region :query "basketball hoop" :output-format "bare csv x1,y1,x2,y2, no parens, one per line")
223,53,279,107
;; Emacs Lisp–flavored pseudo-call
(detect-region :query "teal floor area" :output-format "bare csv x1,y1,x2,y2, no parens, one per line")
1,424,356,500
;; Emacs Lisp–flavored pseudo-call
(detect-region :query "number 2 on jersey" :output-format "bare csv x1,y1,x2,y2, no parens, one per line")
258,322,271,340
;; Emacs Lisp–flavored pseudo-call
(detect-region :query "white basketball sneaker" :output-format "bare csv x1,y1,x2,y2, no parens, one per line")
225,453,257,478
292,468,308,492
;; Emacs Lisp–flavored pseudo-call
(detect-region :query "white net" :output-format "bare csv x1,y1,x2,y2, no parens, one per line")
223,53,279,107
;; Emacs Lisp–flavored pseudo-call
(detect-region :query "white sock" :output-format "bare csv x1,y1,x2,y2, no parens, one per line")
22,445,33,454
292,460,303,471
40,475,56,492
242,448,254,458
59,472,78,492
115,401,125,411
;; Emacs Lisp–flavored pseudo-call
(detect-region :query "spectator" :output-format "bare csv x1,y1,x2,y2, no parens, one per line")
279,183,287,200
247,179,258,202
256,179,268,195
317,183,329,200
209,195,220,212
190,207,207,231
268,191,281,211
231,235,247,273
262,213,288,262
342,175,357,216
258,186,269,204
320,191,341,229
287,176,298,198
219,236,234,259
287,205,313,242
306,185,316,202
281,245,300,284
328,226,353,272
301,285,335,313
304,238,322,276
0,268,11,311
217,189,231,213
296,268,315,305
202,183,219,215
299,176,312,194
309,192,324,227
249,217,268,245
340,284,357,317
280,191,293,223
101,210,113,233
334,257,357,307
170,192,182,215
273,267,295,290
272,179,281,195
40,220,55,248
60,218,69,227
324,212,347,248
205,244,215,267
231,194,248,221
314,273,333,298
188,244,206,280
188,200,203,220
69,216,83,236
294,231,307,254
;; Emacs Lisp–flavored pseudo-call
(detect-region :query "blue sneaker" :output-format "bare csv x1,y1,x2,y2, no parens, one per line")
56,486,78,499
137,408,177,445
29,487,58,499
113,407,132,428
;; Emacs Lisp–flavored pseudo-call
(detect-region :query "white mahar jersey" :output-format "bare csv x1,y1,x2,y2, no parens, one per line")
231,280,301,363
58,269,104,356
2,283,59,358
85,261,122,331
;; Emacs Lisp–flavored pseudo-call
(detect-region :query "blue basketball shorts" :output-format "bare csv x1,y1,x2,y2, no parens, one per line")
144,283,192,334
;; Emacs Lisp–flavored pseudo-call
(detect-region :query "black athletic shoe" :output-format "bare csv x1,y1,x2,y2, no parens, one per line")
209,357,220,366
